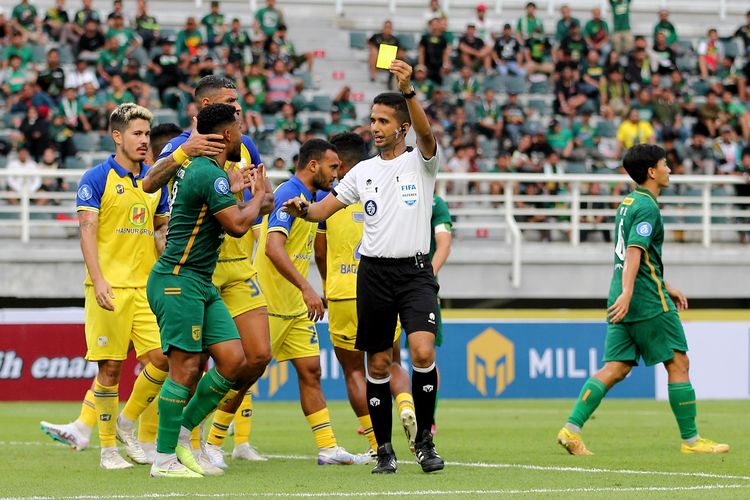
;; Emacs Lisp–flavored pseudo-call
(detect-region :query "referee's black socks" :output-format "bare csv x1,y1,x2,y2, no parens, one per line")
412,362,438,439
366,374,393,447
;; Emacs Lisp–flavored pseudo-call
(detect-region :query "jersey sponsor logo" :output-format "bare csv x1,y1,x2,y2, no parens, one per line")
115,184,125,195
276,208,290,222
369,397,381,407
364,200,377,216
339,263,358,274
159,142,174,155
622,197,634,206
77,184,93,201
467,328,515,397
636,221,653,236
129,202,148,227
192,326,202,341
214,177,230,195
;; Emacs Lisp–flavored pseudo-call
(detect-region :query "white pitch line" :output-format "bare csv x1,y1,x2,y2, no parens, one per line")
4,484,750,500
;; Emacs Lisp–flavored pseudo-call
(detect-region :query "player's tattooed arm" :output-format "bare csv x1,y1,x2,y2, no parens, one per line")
154,216,169,256
142,155,180,193
78,211,115,311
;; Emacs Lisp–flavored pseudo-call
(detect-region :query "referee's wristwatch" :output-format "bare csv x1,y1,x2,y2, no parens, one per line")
401,85,417,100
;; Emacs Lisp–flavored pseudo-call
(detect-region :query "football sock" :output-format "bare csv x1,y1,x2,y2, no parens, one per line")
357,414,378,451
93,381,118,448
207,410,234,447
77,389,97,429
412,363,438,439
306,407,337,450
567,377,608,429
668,382,699,440
137,398,158,443
395,392,415,417
156,378,189,454
121,363,167,422
182,367,234,432
366,374,393,447
233,391,253,445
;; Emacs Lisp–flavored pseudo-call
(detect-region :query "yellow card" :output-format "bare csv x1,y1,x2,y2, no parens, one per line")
376,44,398,69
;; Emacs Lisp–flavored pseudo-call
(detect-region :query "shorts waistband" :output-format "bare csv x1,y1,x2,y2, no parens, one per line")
216,257,248,263
361,254,429,268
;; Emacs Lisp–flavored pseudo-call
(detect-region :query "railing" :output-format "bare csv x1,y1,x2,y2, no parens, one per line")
1,170,748,286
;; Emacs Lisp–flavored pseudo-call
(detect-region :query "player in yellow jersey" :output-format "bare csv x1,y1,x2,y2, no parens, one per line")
255,139,368,465
143,76,274,469
313,133,417,455
39,122,184,462
76,104,171,470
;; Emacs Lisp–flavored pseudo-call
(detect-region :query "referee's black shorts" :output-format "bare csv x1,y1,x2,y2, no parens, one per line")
355,255,440,353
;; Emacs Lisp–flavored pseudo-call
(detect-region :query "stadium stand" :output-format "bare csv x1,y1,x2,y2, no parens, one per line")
0,0,749,248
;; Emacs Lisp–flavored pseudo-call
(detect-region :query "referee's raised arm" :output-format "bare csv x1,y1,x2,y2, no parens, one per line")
390,59,436,160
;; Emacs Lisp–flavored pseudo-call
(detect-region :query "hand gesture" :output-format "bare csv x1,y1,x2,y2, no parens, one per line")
389,59,413,93
282,197,309,219
93,278,115,311
606,292,631,324
302,285,325,322
250,163,266,198
183,116,225,157
228,163,252,194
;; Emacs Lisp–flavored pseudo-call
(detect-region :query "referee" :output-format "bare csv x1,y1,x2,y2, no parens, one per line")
283,60,443,474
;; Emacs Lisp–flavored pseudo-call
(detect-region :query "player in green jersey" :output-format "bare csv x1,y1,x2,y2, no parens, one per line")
557,144,730,456
146,104,266,478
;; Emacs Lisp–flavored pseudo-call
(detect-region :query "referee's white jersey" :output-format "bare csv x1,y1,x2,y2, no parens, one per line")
332,147,439,259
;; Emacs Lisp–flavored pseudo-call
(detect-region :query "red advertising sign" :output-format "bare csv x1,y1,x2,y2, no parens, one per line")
0,323,138,401
332,71,345,80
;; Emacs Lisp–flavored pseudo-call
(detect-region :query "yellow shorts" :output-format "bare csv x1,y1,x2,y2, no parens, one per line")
269,314,320,362
84,286,161,361
328,299,402,352
213,260,267,318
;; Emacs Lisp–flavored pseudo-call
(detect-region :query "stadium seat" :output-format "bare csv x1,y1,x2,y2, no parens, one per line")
58,45,74,65
529,79,552,94
0,155,7,168
63,156,88,169
99,134,114,152
30,43,47,63
72,133,99,153
528,99,551,116
151,108,179,126
564,161,588,174
349,32,367,50
595,121,617,138
503,75,526,95
692,80,710,96
296,70,314,90
723,40,739,59
398,33,416,51
310,94,333,113
483,76,503,92
676,40,694,54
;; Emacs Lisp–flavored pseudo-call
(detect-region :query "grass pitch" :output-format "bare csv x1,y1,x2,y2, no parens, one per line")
1,399,747,499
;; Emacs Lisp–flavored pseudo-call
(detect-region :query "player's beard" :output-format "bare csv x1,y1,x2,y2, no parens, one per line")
312,169,332,191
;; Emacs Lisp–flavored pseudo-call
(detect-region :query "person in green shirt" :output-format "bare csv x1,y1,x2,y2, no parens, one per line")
609,0,633,54
78,82,106,130
97,36,126,85
176,17,204,60
274,102,302,138
222,18,250,65
555,4,580,42
147,103,266,478
11,0,43,41
134,0,159,50
546,119,574,158
105,74,136,114
201,1,225,48
653,9,678,47
2,32,34,69
105,13,137,55
255,0,284,37
516,1,543,42
558,144,731,457
323,107,349,138
452,65,479,106
1,54,32,94
244,64,266,108
584,7,610,55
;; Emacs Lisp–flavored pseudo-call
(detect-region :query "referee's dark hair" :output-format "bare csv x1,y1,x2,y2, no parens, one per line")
297,138,338,172
195,75,237,101
373,92,411,125
330,132,367,168
150,122,182,158
622,144,666,185
196,103,237,135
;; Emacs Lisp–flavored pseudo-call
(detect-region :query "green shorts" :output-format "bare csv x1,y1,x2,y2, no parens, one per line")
604,311,688,366
147,272,239,354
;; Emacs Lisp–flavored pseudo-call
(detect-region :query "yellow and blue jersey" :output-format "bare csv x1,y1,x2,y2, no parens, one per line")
76,155,170,288
316,189,363,301
159,132,264,277
255,176,317,317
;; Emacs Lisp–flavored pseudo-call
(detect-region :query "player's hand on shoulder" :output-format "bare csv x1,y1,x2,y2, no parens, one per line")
282,197,309,218
301,284,324,322
183,116,225,157
93,278,115,311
